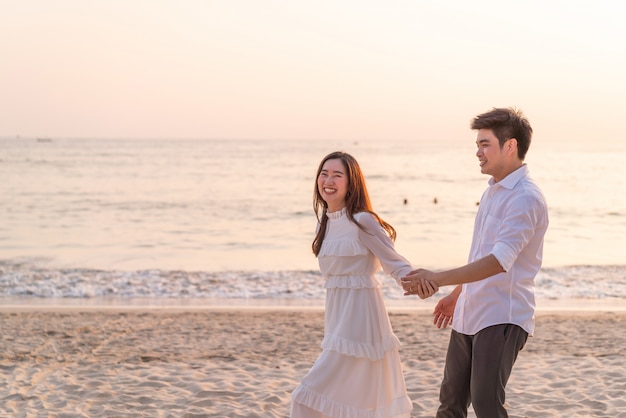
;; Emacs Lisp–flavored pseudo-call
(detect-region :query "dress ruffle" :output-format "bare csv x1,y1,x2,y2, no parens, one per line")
318,239,368,257
292,383,412,418
322,333,401,361
324,274,380,289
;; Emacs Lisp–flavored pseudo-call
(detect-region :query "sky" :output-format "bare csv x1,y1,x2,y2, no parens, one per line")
1,0,625,144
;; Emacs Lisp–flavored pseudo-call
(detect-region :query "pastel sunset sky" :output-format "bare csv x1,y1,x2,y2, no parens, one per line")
2,1,624,144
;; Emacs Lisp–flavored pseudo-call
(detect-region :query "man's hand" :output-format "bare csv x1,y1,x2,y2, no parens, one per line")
401,269,439,299
433,292,457,329
411,279,438,299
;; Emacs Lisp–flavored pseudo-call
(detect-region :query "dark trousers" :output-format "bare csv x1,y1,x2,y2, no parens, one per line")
436,324,528,418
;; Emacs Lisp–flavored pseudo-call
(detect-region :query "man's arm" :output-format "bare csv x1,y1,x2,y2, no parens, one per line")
401,254,505,290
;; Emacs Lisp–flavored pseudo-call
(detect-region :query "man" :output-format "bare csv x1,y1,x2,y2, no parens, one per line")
402,107,549,418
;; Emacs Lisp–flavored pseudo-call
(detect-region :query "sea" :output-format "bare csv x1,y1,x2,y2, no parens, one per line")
1,137,625,310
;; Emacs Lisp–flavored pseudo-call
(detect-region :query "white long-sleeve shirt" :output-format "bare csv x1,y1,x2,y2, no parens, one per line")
454,165,549,336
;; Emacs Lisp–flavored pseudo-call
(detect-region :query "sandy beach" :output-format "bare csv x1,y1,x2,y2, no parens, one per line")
1,307,625,418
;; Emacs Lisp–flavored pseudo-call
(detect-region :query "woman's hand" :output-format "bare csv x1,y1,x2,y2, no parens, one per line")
401,269,439,299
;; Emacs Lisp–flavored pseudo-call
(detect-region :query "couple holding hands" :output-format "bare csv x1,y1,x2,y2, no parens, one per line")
291,107,549,418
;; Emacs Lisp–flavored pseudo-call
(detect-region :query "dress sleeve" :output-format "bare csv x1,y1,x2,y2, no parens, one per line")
355,212,413,284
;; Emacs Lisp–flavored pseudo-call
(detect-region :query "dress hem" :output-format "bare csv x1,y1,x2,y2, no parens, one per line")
291,384,412,418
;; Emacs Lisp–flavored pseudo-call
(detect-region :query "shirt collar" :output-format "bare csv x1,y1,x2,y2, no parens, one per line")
488,164,528,189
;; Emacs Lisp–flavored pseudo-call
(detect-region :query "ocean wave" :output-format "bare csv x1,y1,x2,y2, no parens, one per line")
1,260,625,301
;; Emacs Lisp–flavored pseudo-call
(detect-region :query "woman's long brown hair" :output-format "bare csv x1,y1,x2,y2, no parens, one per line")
312,151,396,256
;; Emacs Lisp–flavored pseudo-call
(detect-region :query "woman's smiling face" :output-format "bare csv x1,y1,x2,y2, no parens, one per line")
317,158,348,212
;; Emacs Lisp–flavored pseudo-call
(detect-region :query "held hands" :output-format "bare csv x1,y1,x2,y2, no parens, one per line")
400,269,439,299
402,268,457,328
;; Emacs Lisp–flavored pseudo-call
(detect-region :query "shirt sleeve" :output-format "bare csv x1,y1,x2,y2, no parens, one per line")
355,212,413,283
491,192,547,272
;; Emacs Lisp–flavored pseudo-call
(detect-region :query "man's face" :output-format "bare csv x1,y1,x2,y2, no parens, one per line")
475,128,513,182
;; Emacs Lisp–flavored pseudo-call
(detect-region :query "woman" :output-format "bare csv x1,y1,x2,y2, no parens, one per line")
291,151,437,418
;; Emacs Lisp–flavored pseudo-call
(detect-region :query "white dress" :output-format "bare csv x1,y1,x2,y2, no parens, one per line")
291,209,414,418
